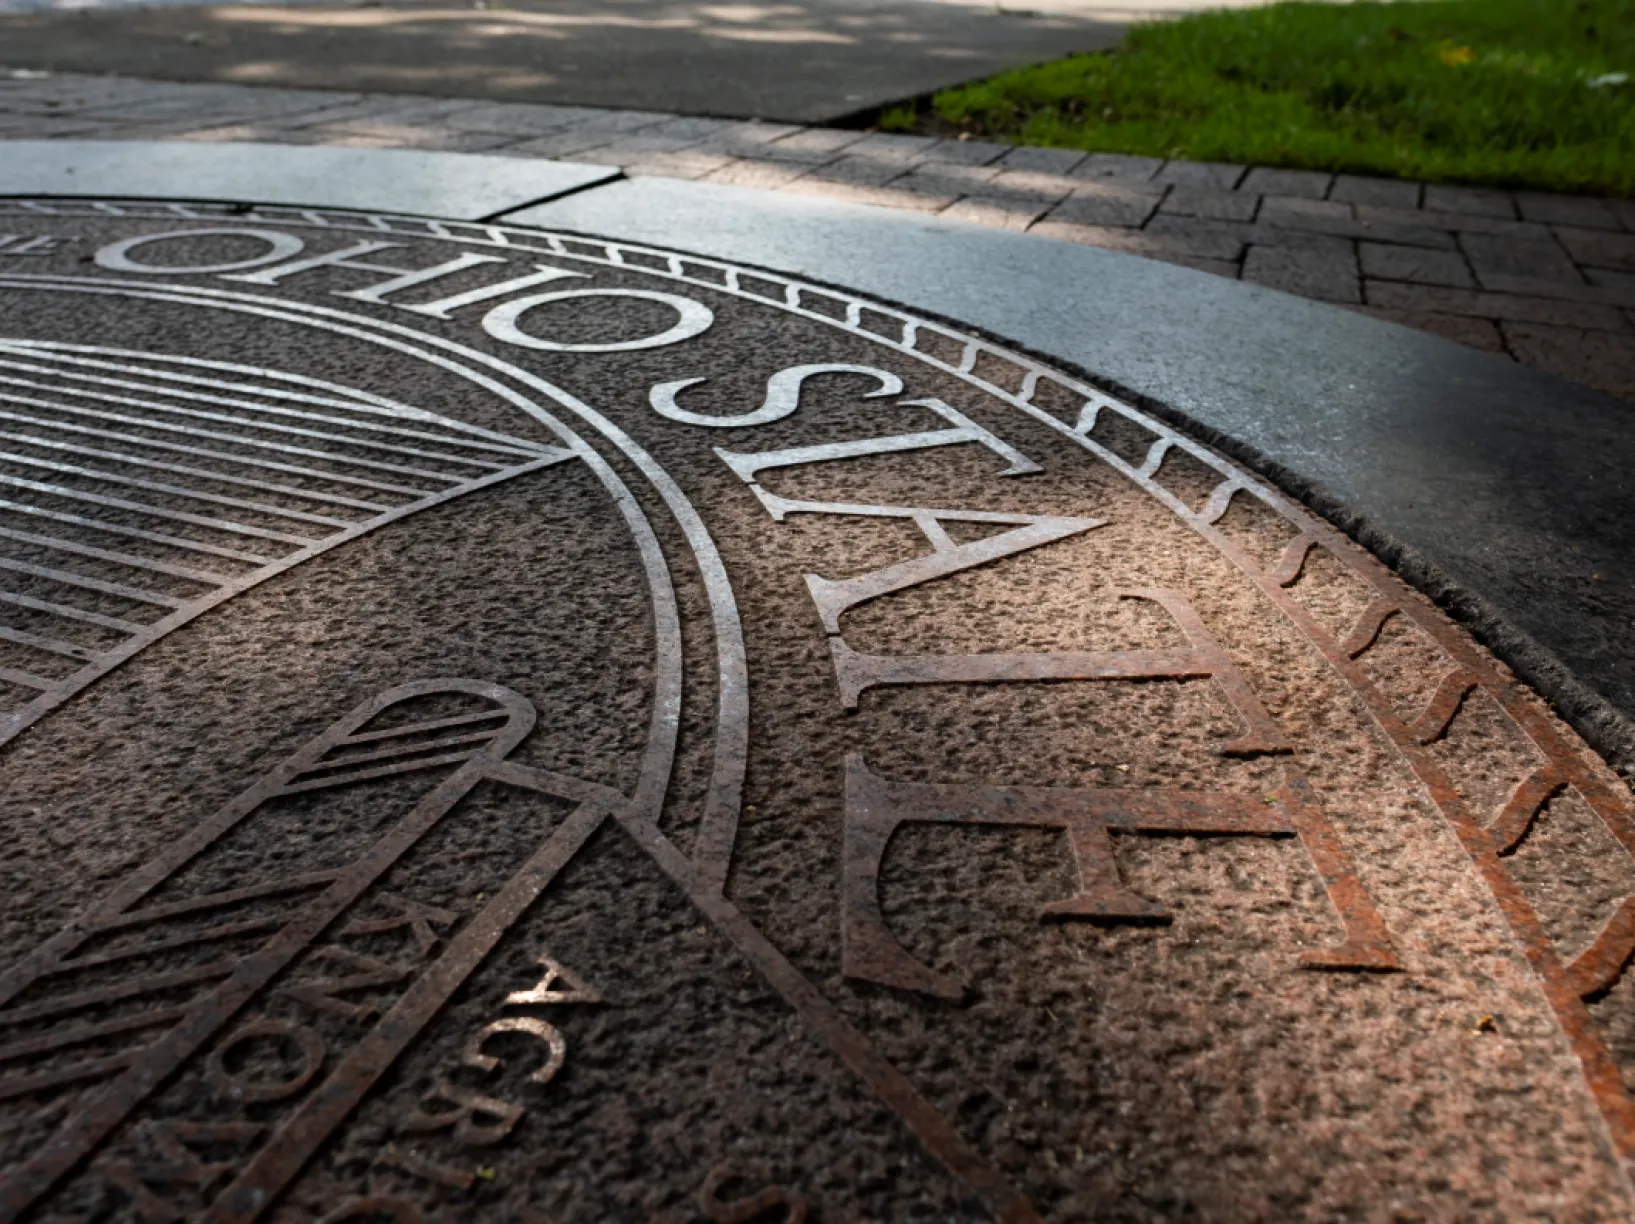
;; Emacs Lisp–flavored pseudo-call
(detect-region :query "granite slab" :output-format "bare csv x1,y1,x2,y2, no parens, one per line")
0,138,618,218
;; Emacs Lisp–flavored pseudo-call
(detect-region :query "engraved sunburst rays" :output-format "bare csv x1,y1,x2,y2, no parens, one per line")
0,340,574,747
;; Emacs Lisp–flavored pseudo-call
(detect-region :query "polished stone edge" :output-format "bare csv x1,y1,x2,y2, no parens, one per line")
1099,372,1635,774
0,140,619,220
993,343,1635,782
510,179,1635,774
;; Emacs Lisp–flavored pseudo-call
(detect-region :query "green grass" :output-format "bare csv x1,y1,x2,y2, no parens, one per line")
892,0,1635,195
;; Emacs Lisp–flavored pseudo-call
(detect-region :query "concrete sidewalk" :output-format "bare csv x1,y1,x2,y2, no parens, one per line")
0,0,1312,129
0,0,1124,125
3,71,1632,402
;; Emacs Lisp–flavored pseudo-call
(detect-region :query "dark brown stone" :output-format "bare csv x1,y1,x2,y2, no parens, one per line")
1242,243,1360,303
1460,231,1584,287
1359,242,1474,288
1556,225,1635,273
1237,168,1332,199
1156,188,1259,223
1500,320,1635,402
0,201,1630,1224
1329,175,1421,210
1365,280,1628,331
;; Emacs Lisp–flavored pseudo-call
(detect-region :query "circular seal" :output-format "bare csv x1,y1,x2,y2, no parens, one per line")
0,200,1630,1222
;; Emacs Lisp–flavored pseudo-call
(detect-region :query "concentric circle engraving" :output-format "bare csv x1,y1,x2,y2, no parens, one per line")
0,200,1631,1222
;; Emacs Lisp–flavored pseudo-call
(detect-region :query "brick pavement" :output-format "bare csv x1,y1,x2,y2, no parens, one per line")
3,71,1632,401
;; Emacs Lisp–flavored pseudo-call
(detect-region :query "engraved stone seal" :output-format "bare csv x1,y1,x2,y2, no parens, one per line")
0,201,1630,1222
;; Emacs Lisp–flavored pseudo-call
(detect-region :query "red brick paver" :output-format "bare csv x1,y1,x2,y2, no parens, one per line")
2,71,1630,402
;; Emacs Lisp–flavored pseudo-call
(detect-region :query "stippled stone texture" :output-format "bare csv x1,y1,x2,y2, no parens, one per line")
0,203,1631,1223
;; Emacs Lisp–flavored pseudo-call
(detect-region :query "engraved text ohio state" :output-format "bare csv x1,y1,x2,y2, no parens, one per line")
0,202,1631,1223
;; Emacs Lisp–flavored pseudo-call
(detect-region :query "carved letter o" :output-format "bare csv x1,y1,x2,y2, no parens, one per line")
95,228,307,275
207,1018,326,1103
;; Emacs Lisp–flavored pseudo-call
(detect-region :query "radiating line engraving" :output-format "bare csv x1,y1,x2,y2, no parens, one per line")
0,340,573,748
0,264,1047,1218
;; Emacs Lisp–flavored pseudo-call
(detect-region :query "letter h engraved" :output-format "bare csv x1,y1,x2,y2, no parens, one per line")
835,589,1400,997
727,467,1398,990
844,758,1301,999
833,587,1288,756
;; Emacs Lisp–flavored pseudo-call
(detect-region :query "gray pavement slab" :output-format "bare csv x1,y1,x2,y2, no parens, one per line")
0,137,617,216
0,0,1124,124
